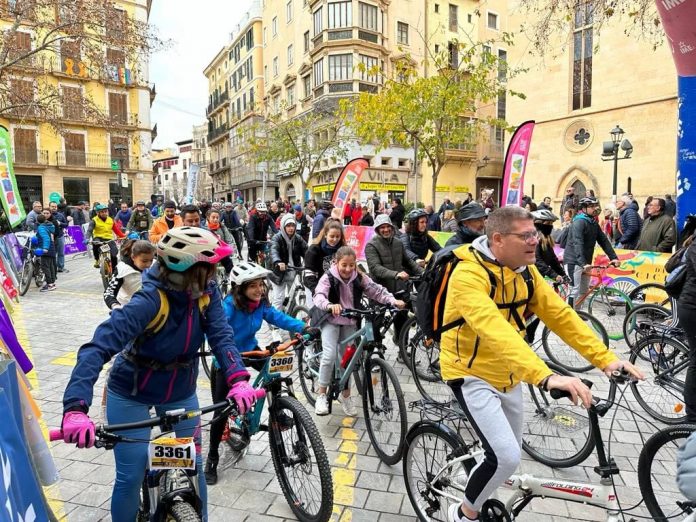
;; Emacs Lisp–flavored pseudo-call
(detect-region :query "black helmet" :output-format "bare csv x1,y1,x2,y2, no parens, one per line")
579,197,598,208
319,200,334,211
406,208,427,222
456,203,487,223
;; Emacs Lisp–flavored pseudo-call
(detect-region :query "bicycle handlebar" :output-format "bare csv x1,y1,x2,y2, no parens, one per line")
549,368,633,405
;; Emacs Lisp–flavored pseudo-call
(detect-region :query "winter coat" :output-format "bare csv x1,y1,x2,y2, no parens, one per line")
25,210,40,231
63,264,248,412
442,218,458,233
314,265,397,326
400,231,442,262
295,213,311,242
535,240,566,279
665,198,677,218
445,226,483,247
246,212,277,243
618,206,642,249
303,242,338,293
351,206,362,226
677,431,696,501
148,215,183,244
207,223,235,246
70,207,88,227
560,194,580,216
234,205,249,224
563,213,618,267
221,210,241,232
636,213,677,253
127,209,153,232
427,212,441,231
115,209,132,229
36,222,56,256
103,258,144,309
311,209,331,238
678,241,696,311
269,230,308,285
51,211,69,234
359,213,374,227
364,232,423,294
389,204,406,229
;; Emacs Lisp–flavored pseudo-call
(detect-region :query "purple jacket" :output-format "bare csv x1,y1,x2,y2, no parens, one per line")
314,265,397,326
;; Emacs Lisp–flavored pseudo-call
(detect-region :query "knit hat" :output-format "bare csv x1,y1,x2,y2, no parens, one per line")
281,213,297,230
373,214,395,230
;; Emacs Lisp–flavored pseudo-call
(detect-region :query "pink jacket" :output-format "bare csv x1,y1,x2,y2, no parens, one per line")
314,265,397,326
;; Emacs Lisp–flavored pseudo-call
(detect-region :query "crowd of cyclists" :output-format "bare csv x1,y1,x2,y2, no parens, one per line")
41,190,696,522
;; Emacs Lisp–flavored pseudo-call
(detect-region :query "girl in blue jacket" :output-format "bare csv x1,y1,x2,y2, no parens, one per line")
205,260,318,485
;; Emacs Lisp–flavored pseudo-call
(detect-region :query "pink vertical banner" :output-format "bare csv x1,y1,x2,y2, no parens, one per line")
331,158,369,214
344,225,375,260
501,120,535,207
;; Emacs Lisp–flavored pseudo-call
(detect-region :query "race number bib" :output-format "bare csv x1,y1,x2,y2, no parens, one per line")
269,352,294,374
148,437,196,470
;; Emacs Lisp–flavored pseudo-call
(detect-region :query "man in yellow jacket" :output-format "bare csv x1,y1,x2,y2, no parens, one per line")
442,206,643,522
84,204,126,268
149,200,183,244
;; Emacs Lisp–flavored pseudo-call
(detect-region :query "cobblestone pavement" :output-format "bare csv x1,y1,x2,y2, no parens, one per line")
20,254,679,521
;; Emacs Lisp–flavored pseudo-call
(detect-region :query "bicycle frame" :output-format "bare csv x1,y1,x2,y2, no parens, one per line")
333,321,375,394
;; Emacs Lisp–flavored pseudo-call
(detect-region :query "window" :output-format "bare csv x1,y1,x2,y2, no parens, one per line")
13,128,37,164
434,3,439,13
287,83,295,106
272,16,278,37
110,136,130,169
329,53,352,81
487,11,498,30
62,85,84,120
246,28,254,50
498,49,507,81
263,27,267,45
64,132,86,166
63,177,90,205
9,31,31,61
448,42,458,68
397,22,409,44
449,4,458,31
303,75,311,98
108,92,128,124
287,44,294,66
264,65,268,84
313,7,323,35
273,94,280,113
286,0,293,22
60,39,80,73
182,158,187,169
273,56,278,77
249,87,255,106
496,49,508,143
359,54,378,82
358,2,378,31
468,13,472,23
106,48,125,69
328,1,351,28
313,58,324,86
304,31,310,53
9,79,34,116
572,1,593,110
106,8,127,42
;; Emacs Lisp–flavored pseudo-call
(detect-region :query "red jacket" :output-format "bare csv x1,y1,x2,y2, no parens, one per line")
343,204,352,221
351,206,362,226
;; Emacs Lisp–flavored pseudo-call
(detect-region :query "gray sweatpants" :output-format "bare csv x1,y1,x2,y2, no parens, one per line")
451,377,523,512
565,264,591,309
319,322,357,387
271,273,294,311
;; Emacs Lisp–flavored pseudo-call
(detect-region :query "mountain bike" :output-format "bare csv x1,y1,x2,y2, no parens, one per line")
50,398,260,521
212,335,334,522
273,265,308,317
297,304,408,465
16,233,45,296
92,239,118,290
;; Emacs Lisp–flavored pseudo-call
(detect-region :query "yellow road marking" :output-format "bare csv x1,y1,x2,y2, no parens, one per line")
51,351,77,367
335,414,358,521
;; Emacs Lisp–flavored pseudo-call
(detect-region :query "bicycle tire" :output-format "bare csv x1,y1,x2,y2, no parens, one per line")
34,264,45,287
136,477,150,522
629,335,688,424
100,259,112,290
199,341,211,379
397,315,418,368
403,422,473,522
269,395,333,522
409,334,453,405
541,310,608,373
168,501,201,522
622,303,672,349
638,424,696,521
297,343,321,407
629,282,670,307
522,362,595,468
19,260,32,296
587,286,632,340
362,356,407,465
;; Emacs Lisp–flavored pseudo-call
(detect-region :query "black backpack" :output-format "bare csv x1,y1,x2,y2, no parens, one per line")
415,245,534,341
664,245,690,298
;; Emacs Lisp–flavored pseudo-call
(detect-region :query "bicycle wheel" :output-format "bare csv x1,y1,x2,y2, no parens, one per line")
638,424,696,521
629,282,670,307
297,343,321,407
19,260,32,296
410,334,453,405
541,310,608,373
34,263,45,287
629,335,688,424
403,422,474,522
136,478,150,522
622,304,672,349
168,501,200,522
199,341,211,380
269,395,333,522
522,362,595,468
160,470,201,521
587,286,632,340
397,315,418,368
100,258,112,290
362,356,407,465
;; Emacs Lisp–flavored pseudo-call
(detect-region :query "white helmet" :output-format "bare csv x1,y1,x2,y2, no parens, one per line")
531,209,558,222
230,261,271,286
157,227,233,272
256,201,268,212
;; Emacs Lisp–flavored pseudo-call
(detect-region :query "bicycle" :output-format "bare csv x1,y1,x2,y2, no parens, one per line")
92,239,118,290
15,232,45,296
628,282,671,308
273,265,308,318
622,298,679,348
253,239,272,269
297,304,408,465
403,368,672,521
49,397,261,521
206,335,334,522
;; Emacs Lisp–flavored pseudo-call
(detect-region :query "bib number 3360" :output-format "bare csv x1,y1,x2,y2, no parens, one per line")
148,437,196,470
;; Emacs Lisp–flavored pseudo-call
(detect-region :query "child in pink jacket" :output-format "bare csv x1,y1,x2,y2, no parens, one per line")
313,246,405,416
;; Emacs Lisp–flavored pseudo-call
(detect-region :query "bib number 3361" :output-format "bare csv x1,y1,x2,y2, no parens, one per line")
148,437,196,470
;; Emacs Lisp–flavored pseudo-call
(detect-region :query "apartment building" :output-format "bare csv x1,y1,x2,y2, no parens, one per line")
506,3,677,209
1,0,155,209
152,139,192,202
192,123,213,201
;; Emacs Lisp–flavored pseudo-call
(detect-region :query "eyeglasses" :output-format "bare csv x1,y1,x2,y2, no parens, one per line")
503,231,539,244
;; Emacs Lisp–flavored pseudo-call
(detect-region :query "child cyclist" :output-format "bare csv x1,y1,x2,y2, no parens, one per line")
103,236,156,310
204,260,319,485
313,246,406,417
59,227,260,522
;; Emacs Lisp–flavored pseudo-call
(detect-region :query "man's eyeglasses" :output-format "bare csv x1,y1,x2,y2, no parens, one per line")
503,231,539,244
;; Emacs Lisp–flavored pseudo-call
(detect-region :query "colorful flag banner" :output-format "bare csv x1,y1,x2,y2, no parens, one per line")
0,126,26,228
501,121,535,207
331,158,369,212
186,164,200,204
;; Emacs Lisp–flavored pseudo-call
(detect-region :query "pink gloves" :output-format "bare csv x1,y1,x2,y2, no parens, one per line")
227,381,257,414
62,411,96,448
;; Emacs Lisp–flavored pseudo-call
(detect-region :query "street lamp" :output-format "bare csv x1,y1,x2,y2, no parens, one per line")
113,143,128,204
476,155,490,172
601,125,633,199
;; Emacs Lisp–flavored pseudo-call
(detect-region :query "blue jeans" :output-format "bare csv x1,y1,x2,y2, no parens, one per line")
106,389,207,521
55,234,65,270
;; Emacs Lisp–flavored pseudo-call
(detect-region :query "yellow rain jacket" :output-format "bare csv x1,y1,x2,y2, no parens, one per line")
440,244,618,391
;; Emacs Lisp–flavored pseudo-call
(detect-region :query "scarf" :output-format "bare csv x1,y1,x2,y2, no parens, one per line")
247,299,261,312
320,239,340,255
208,222,220,231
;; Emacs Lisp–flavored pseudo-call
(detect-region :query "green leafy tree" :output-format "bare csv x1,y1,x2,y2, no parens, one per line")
342,39,523,205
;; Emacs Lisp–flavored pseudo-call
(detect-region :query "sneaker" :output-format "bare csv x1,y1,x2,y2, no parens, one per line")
39,284,50,292
57,268,69,273
448,503,477,522
315,394,329,416
47,284,57,291
338,394,357,417
93,261,100,268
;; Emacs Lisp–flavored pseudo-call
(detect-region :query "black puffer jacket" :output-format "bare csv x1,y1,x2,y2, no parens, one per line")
303,243,337,293
269,232,307,285
563,214,617,267
445,226,482,247
400,232,441,262
389,204,406,229
535,241,566,279
678,241,696,311
365,233,422,294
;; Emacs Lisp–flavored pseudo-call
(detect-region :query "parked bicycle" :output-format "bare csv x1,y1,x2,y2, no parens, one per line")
16,232,45,296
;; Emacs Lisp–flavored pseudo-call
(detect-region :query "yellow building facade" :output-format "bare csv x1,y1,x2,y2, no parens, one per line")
1,0,155,209
506,7,677,211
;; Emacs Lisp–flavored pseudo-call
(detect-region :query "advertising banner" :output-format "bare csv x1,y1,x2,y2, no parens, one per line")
331,158,369,212
501,121,535,207
0,126,26,228
344,225,375,260
63,225,87,255
186,164,200,204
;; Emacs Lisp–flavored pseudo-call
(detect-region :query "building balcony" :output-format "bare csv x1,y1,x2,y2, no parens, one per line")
207,90,230,117
444,141,477,160
207,123,229,145
233,171,279,189
58,108,139,128
56,151,140,170
12,148,49,167
311,27,386,55
211,157,229,175
313,79,380,100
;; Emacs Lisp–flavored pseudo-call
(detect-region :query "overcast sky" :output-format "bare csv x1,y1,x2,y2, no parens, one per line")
149,0,253,150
